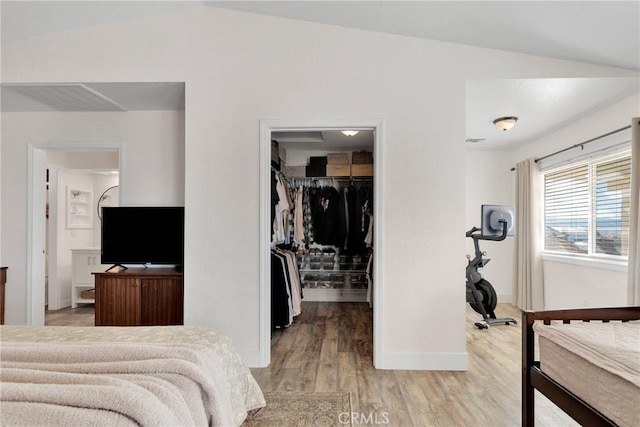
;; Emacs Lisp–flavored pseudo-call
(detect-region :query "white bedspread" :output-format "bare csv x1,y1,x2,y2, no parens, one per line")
0,325,265,426
534,320,640,427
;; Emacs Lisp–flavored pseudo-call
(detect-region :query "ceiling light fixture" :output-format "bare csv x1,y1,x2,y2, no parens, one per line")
493,116,518,131
341,130,359,136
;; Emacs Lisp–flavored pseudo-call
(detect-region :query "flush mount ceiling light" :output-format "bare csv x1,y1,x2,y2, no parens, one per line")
493,116,518,131
341,130,359,136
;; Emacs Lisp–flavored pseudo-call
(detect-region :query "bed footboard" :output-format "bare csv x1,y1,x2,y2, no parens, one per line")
522,306,640,427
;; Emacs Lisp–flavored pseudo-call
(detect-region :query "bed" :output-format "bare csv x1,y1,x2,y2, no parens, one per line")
0,325,265,426
522,307,640,427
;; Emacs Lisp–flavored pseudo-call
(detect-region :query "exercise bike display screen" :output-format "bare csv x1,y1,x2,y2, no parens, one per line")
480,205,515,237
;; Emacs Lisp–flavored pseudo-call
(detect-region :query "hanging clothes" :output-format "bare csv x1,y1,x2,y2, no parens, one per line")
272,173,292,244
275,177,373,253
271,247,303,330
313,186,341,246
271,251,291,329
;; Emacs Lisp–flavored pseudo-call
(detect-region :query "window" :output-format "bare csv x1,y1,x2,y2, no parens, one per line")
543,150,631,258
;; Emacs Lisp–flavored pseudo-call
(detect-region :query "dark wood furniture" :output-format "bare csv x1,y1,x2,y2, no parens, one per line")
522,306,640,427
1,267,7,325
93,268,183,326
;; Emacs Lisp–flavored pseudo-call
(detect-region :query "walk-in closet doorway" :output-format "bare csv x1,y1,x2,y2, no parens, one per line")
259,119,384,368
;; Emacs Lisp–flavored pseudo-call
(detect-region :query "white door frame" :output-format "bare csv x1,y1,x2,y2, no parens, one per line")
27,141,124,325
259,119,384,368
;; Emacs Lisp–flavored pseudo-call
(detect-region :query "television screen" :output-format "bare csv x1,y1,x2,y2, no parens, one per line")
481,205,515,237
101,206,184,266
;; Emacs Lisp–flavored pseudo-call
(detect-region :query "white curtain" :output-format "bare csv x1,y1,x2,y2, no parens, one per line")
628,117,640,305
513,158,545,310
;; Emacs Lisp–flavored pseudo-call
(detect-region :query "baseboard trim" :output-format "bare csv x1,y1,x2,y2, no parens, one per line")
376,351,468,371
497,294,513,304
243,350,263,368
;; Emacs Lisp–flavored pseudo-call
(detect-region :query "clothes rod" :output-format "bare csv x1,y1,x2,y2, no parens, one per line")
509,125,631,171
284,176,372,180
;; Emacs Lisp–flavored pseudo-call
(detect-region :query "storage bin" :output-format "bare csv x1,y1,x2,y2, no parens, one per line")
309,156,328,165
322,261,335,270
351,164,373,176
322,252,336,261
306,164,326,177
327,153,349,165
352,150,373,164
326,164,350,177
282,166,305,177
271,140,281,170
80,289,95,299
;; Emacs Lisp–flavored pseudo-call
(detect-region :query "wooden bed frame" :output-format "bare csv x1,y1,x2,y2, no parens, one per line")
522,306,640,427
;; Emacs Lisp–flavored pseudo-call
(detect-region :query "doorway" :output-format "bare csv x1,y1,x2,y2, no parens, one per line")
27,142,124,326
259,119,384,368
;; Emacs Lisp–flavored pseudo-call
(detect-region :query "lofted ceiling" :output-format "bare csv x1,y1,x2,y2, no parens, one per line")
273,130,375,152
1,1,638,150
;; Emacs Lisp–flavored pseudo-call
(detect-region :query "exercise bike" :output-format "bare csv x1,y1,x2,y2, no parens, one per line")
465,218,517,329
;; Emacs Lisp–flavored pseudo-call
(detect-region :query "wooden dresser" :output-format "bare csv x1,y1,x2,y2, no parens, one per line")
1,267,6,325
93,268,183,326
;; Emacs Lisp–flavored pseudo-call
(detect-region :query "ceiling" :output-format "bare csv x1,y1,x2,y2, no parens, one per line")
1,82,185,112
273,130,374,152
1,1,638,150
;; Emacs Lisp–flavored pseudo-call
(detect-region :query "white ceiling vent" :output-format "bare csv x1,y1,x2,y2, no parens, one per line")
2,83,126,111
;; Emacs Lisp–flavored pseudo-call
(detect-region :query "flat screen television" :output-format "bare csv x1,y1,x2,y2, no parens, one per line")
101,206,184,268
481,205,515,237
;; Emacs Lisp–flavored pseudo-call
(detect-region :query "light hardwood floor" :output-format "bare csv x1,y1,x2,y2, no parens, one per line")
45,302,577,426
45,304,95,326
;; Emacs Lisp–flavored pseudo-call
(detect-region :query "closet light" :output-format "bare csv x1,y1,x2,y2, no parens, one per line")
341,130,359,136
493,116,518,131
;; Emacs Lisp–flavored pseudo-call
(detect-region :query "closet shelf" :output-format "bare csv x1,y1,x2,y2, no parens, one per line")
299,268,365,274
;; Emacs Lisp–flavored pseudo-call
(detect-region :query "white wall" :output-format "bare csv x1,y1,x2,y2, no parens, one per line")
92,174,119,245
512,93,639,309
464,150,515,302
465,94,638,310
1,110,184,320
2,6,637,368
542,256,627,309
55,170,95,308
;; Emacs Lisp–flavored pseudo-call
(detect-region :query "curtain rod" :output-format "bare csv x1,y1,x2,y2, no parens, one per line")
535,125,631,163
510,125,631,171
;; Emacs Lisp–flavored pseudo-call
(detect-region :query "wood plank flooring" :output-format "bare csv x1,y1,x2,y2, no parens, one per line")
45,302,578,426
45,304,95,326
252,302,579,427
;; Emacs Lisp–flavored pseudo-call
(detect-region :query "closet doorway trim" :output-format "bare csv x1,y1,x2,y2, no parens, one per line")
259,118,384,368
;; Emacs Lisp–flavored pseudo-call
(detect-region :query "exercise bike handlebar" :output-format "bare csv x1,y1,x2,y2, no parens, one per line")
465,220,509,242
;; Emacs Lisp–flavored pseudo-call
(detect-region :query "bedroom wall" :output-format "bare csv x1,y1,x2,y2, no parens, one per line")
92,174,119,246
1,6,637,368
509,93,639,309
55,169,95,308
465,93,638,310
464,150,515,302
1,110,184,319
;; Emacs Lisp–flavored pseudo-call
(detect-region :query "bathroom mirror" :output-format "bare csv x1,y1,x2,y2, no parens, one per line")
97,185,119,220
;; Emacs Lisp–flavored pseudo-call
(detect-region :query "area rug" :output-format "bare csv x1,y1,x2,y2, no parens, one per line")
242,391,352,427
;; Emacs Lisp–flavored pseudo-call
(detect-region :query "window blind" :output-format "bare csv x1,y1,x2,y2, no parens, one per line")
543,149,631,258
544,164,589,254
594,156,632,256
